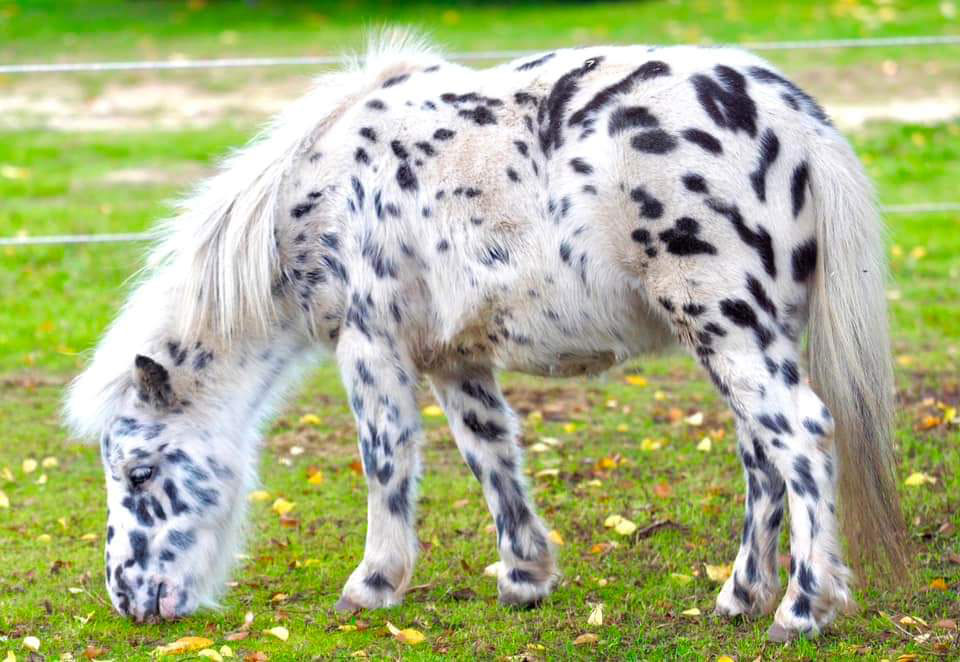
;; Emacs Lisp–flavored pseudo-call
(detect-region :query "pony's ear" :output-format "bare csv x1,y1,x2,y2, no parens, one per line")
133,355,175,409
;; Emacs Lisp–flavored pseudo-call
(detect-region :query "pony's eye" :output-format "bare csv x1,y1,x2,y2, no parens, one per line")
129,466,154,487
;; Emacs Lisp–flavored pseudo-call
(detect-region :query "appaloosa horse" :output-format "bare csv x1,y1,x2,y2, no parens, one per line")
66,33,906,640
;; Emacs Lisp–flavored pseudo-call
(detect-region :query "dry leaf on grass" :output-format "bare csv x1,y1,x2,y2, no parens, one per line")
385,622,425,645
548,530,564,545
153,636,214,656
271,498,295,515
421,405,444,418
904,472,937,487
573,633,598,646
929,578,948,590
587,603,603,626
197,649,223,662
705,563,732,583
263,626,289,641
681,607,701,617
0,490,8,508
696,437,712,452
248,490,271,502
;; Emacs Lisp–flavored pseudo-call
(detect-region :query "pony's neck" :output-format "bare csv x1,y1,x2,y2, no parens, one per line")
163,325,311,445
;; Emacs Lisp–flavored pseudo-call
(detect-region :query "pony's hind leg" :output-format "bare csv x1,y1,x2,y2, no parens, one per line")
334,326,423,611
714,420,786,618
660,298,853,638
430,369,557,606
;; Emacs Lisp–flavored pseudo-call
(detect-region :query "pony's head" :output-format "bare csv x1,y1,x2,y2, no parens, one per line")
83,351,248,622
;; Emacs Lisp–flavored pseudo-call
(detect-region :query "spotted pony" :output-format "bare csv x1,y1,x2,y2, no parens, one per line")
66,33,907,640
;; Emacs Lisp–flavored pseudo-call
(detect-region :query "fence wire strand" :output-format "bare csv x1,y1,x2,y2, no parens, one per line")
2,204,957,247
1,34,958,74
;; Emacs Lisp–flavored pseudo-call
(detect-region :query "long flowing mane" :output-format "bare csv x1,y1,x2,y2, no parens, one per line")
64,30,439,439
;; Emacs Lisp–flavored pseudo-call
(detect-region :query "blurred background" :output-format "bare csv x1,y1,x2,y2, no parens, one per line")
0,0,957,372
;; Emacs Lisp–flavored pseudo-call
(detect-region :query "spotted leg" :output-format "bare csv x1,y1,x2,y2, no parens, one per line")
714,422,787,618
334,327,422,611
704,349,853,639
430,369,557,606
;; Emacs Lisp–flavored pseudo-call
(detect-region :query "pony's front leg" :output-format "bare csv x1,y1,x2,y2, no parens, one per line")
430,369,557,607
334,327,422,611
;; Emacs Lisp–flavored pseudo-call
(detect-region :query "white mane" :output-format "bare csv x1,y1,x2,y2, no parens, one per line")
64,29,439,439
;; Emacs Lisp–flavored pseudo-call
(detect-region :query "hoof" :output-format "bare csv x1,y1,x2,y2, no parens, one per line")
334,595,361,613
766,622,796,643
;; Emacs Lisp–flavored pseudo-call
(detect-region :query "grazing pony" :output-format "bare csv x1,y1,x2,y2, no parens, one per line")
66,33,906,640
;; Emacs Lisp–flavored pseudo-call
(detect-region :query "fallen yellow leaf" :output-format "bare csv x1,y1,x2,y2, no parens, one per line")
562,422,577,434
929,578,948,590
248,490,271,502
716,656,735,662
587,603,603,626
338,624,357,632
597,456,618,470
22,459,37,474
640,438,662,451
670,573,693,584
219,645,234,658
573,633,598,646
421,405,444,418
22,637,39,652
36,534,51,544
681,607,701,616
696,437,712,452
41,457,58,469
263,626,289,641
548,529,564,546
529,442,550,453
153,636,214,656
604,514,623,528
614,519,637,536
0,490,8,508
1,165,30,180
705,563,732,583
307,471,324,485
904,472,937,487
625,375,647,387
35,474,47,485
197,649,223,662
299,414,322,425
385,622,425,645
271,498,295,515
79,533,97,541
1,466,13,481
484,561,502,577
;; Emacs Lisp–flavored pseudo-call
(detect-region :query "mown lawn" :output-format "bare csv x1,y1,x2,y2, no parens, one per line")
1,1,959,660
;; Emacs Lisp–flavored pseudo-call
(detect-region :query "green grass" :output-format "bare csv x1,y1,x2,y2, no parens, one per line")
0,119,957,661
3,0,958,63
1,1,959,659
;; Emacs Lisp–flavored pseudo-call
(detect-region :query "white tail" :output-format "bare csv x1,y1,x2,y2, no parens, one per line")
808,137,908,578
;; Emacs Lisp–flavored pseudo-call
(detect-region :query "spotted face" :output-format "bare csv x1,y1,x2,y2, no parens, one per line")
100,354,242,622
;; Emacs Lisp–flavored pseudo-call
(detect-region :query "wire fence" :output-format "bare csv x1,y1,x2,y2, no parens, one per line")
1,34,958,74
4,204,957,247
2,33,958,247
